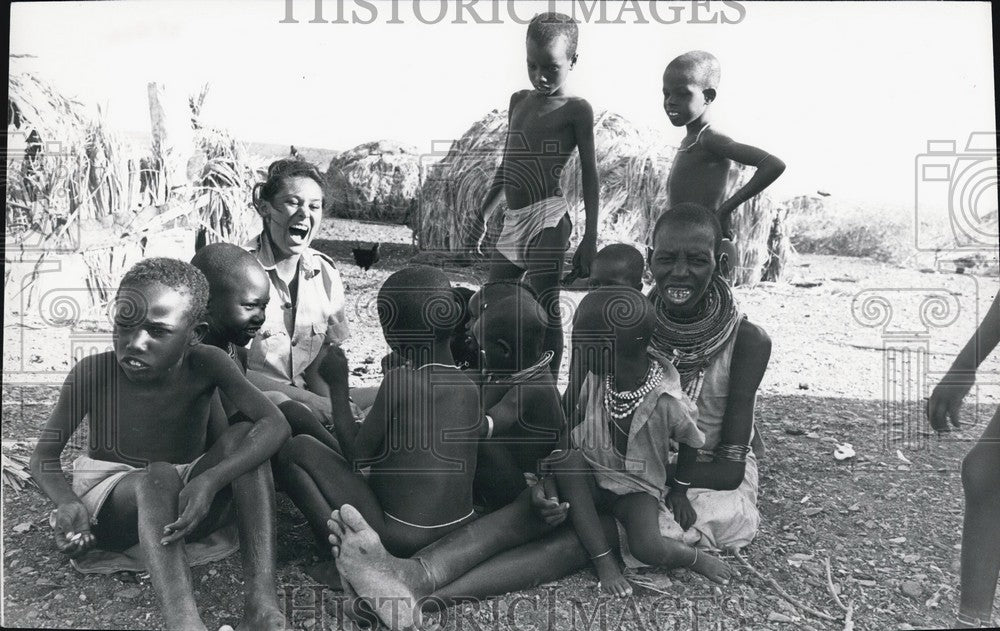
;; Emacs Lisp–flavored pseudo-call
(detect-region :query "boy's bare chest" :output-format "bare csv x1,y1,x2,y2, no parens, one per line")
508,104,576,154
91,372,212,438
669,149,733,202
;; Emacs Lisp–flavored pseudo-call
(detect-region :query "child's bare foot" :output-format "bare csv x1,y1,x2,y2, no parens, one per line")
331,505,433,631
689,548,732,585
593,554,632,597
236,604,286,631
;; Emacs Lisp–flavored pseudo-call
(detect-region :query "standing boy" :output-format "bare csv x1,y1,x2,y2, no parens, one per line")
661,50,785,276
474,11,600,374
31,258,289,631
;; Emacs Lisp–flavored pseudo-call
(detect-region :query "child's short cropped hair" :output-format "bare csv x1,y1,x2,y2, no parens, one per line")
527,12,579,56
117,257,210,323
651,203,723,254
378,266,460,340
666,50,721,90
594,244,645,286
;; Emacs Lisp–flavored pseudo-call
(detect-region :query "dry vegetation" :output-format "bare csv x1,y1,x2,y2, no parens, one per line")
414,107,791,286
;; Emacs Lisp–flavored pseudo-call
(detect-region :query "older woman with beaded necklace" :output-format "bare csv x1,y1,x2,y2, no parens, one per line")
646,202,771,555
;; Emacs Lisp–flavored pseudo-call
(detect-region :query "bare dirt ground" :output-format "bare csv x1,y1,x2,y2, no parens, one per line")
3,217,999,630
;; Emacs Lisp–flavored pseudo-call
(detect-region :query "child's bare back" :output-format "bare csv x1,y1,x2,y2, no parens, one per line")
364,363,482,529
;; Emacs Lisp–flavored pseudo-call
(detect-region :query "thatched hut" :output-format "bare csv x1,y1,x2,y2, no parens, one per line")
324,140,422,224
414,107,790,286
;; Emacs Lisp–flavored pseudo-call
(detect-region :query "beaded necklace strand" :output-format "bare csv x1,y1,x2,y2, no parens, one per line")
603,360,665,421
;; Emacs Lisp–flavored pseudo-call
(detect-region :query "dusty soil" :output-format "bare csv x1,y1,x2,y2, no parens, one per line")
3,217,998,630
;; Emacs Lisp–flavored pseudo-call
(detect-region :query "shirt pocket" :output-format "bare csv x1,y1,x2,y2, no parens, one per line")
249,326,290,375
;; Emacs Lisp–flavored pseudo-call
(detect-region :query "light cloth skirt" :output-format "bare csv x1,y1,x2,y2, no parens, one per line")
617,452,760,568
493,196,570,268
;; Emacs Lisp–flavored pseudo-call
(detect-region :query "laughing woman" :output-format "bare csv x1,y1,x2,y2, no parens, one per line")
243,159,357,430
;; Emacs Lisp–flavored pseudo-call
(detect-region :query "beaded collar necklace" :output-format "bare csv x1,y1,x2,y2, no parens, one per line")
603,359,665,421
650,275,742,400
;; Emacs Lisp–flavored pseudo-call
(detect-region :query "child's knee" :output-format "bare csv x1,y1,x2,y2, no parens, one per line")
961,446,1000,504
265,390,291,406
548,448,585,473
141,462,183,493
278,398,317,423
318,345,349,382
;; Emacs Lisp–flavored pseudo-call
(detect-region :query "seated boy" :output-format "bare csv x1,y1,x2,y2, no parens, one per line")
545,288,731,596
30,258,290,631
588,243,645,290
191,242,341,453
473,286,565,509
274,266,483,559
472,12,600,375
660,50,785,277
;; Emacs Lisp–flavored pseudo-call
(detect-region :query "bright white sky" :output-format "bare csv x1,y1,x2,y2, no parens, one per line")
9,0,996,208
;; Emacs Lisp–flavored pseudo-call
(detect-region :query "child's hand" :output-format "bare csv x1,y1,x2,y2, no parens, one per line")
718,213,734,241
665,489,697,531
927,369,975,431
162,476,217,545
50,502,95,558
529,478,569,526
572,237,597,279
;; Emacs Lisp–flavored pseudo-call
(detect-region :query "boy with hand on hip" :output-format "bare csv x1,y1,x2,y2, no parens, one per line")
660,51,785,278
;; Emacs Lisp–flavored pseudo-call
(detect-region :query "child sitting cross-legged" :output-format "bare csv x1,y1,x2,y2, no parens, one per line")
274,266,484,560
543,287,732,597
31,258,290,631
191,242,342,453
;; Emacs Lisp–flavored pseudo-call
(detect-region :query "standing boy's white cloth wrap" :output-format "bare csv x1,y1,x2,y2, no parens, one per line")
490,196,571,268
